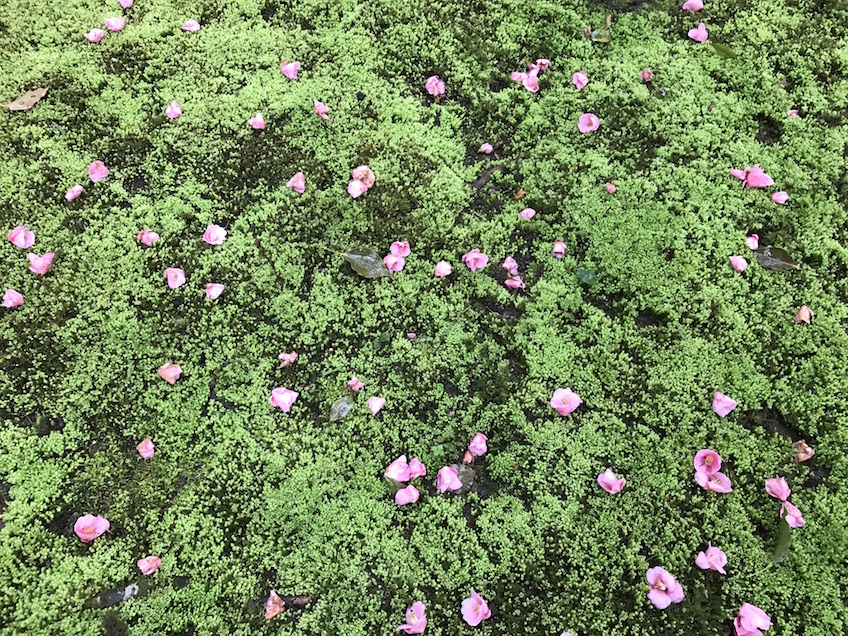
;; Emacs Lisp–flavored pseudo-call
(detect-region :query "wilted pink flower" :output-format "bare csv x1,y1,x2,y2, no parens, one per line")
85,29,105,43
368,396,385,415
137,230,159,246
434,260,452,277
550,388,582,416
683,0,704,10
788,109,798,119
578,113,600,133
136,438,154,459
505,276,525,289
166,267,185,288
74,515,110,542
348,376,365,391
605,182,617,193
461,589,491,626
468,432,488,457
695,470,733,493
520,208,536,220
314,100,329,119
572,71,589,89
597,468,626,493
729,256,748,272
27,253,54,275
646,567,684,609
745,164,773,188
248,113,266,129
182,19,200,32
8,226,35,249
385,455,411,482
269,387,299,412
3,289,23,308
795,305,813,325
771,191,788,204
202,224,227,245
348,180,368,198
137,556,161,575
391,241,411,257
712,392,738,417
502,257,519,276
88,160,109,182
437,466,463,493
694,449,722,475
352,165,376,189
407,458,426,479
780,500,805,528
384,254,406,273
765,477,790,501
688,22,708,42
265,590,284,620
281,61,301,79
462,249,489,271
639,69,654,82
695,544,727,574
157,363,182,384
395,484,420,505
287,172,305,193
479,143,493,154
397,601,427,634
105,17,126,31
205,283,225,300
734,603,772,636
278,351,298,367
523,74,540,93
425,75,445,97
65,185,84,201
553,238,566,259
462,450,474,465
746,234,759,250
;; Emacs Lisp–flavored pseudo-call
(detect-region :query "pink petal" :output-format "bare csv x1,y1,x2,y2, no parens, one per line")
182,20,201,32
88,160,110,182
434,260,452,276
105,17,126,32
688,23,708,42
479,143,493,154
286,172,306,194
746,234,759,250
572,71,589,89
368,396,385,415
578,113,600,133
136,438,154,459
65,184,84,201
85,29,105,43
771,191,789,204
281,61,301,79
205,283,225,300
2,289,24,308
729,255,748,272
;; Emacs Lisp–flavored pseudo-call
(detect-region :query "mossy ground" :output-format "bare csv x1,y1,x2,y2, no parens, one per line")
2,0,848,634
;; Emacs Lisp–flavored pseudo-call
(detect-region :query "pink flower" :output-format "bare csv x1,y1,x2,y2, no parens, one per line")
119,0,133,9
639,69,654,82
407,333,416,339
468,432,488,457
8,225,35,249
391,241,411,257
550,388,582,416
281,61,301,79
572,71,589,89
745,164,773,188
734,603,772,636
511,71,527,83
28,253,54,275
164,101,182,118
137,229,159,245
788,109,798,119
765,477,791,501
348,376,365,392
578,113,600,133
780,501,805,528
157,363,182,384
712,392,738,417
437,466,463,493
368,396,385,415
202,224,227,245
348,180,368,198
352,165,376,189
461,589,491,626
3,289,23,308
695,470,733,493
166,267,186,288
434,260,452,276
730,168,748,181
695,544,727,574
74,515,110,542
205,283,225,300
746,234,759,250
136,438,154,459
520,208,536,220
407,458,426,479
385,455,411,482
105,17,126,31
248,113,266,129
597,468,626,493
395,485,419,505
646,567,684,609
505,276,525,289
462,249,489,271
729,256,748,272
605,182,617,194
502,257,519,276
314,100,329,119
682,0,704,10
397,601,427,634
65,184,84,201
771,191,788,204
287,172,306,194
523,74,540,93
535,59,551,71
137,556,161,575
384,254,406,273
265,590,285,620
694,449,722,475
553,238,566,259
85,28,105,43
425,75,445,96
269,387,299,412
88,160,109,182
479,143,493,154
182,19,200,32
688,22,708,42
278,351,298,367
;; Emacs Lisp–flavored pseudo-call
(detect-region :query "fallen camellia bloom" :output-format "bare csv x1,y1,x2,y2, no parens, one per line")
3,289,23,308
523,74,539,93
434,260,452,277
278,351,298,368
694,449,722,475
746,234,759,250
511,71,527,83
352,165,376,189
248,112,266,129
502,257,519,276
136,438,154,459
397,601,427,634
157,363,182,384
313,100,329,119
578,113,600,133
765,477,790,501
688,22,708,42
597,468,626,493
137,229,159,245
28,252,54,275
461,589,491,626
780,500,805,528
368,396,385,415
734,603,772,636
639,69,654,81
105,17,126,31
572,71,589,89
505,276,524,289
391,241,411,257
468,432,488,457
348,180,368,198
205,283,225,300
695,470,733,493
695,544,727,574
65,184,84,201
74,514,110,542
407,458,426,479
437,466,463,493
745,164,773,188
8,225,35,249
712,392,738,417
85,28,105,43
203,224,227,245
646,567,684,609
88,160,110,182
287,172,305,194
166,267,186,288
683,0,704,10
792,440,815,462
551,388,582,416
281,61,301,79
182,19,200,32
265,590,285,620
425,75,445,97
553,238,566,259
462,249,489,271
348,376,364,391
384,254,405,273
395,485,419,505
386,455,411,482
269,387,299,412
479,143,493,154
605,182,617,194
165,101,182,118
771,191,789,204
520,208,535,220
795,305,813,324
729,255,748,272
137,556,161,575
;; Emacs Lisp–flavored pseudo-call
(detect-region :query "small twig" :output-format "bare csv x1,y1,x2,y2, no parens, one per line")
431,305,472,356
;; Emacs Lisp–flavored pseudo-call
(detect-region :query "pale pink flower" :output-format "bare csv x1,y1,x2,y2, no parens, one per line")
166,267,186,288
511,71,527,83
695,470,733,493
88,160,109,182
771,191,789,204
248,113,266,129
407,458,426,479
520,208,536,220
8,225,35,249
287,172,305,194
164,101,182,119
105,17,126,31
765,477,790,501
505,276,525,289
384,254,406,273
65,185,84,201
734,603,772,636
788,109,798,119
437,466,463,493
553,238,566,259
745,164,773,188
407,333,416,339
137,556,161,575
683,0,704,10
118,0,133,9
572,71,589,89
205,283,225,300
578,113,600,133
313,100,329,119
368,396,386,415
462,249,489,271
269,387,299,412
523,74,539,93
85,29,105,43
265,590,285,620
278,351,298,367
348,180,368,198
780,501,805,528
479,143,494,154
646,567,684,609
391,241,411,257
688,22,708,42
729,256,748,272
605,182,617,194
535,59,551,71
202,224,227,245
425,75,445,96
502,257,519,276
348,376,365,391
395,484,419,505
352,165,376,189
157,363,182,384
281,61,301,79
462,450,474,465
712,392,738,417
730,168,748,181
550,388,582,416
746,234,759,250
639,69,654,82
74,515,110,542
182,19,200,32
27,253,54,275
695,544,727,574
434,260,452,277
137,230,159,246
397,601,427,634
136,438,154,459
385,455,411,482
461,589,491,626
3,289,23,308
694,449,722,475
468,432,488,457
597,468,626,493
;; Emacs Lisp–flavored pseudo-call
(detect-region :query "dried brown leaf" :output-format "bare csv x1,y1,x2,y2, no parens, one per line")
5,87,47,111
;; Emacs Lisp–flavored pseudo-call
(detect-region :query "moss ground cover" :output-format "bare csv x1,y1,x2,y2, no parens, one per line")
2,0,848,633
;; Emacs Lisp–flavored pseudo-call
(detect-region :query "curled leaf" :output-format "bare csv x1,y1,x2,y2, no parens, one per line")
772,519,792,563
754,246,798,270
513,188,525,200
5,87,47,111
384,476,404,494
329,395,355,421
343,248,390,278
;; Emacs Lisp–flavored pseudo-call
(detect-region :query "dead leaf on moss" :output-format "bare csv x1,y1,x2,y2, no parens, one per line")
5,87,47,111
792,440,815,462
513,188,525,200
795,305,813,324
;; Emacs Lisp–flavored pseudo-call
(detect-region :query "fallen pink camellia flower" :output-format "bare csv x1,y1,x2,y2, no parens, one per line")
384,254,406,273
745,164,773,188
278,351,298,367
3,289,23,308
137,556,161,575
265,590,285,620
437,466,463,493
712,392,738,417
8,225,35,249
523,74,539,93
765,477,790,501
511,71,528,83
314,100,329,119
385,455,411,482
551,388,582,416
734,603,772,636
683,0,703,10
746,234,759,250
85,29,105,43
287,172,306,194
771,191,789,204
461,589,491,626
729,255,748,272
281,61,301,79
391,241,411,257
203,224,227,245
182,19,200,32
695,470,733,493
434,260,452,277
688,22,708,42
425,75,445,97
65,184,84,201
520,208,536,220
479,143,493,154
639,69,654,82
695,544,727,574
502,257,519,276
553,238,566,259
248,113,266,129
136,438,154,459
395,485,420,505
348,180,368,198
205,283,225,300
165,101,182,119
348,376,365,392
269,387,299,412
788,109,798,119
597,468,626,494
137,229,159,245
462,249,489,271
605,182,617,194
105,17,126,31
646,567,684,609
468,432,488,457
157,363,182,384
407,458,426,479
166,267,186,288
780,500,805,528
75,515,110,542
505,276,525,289
572,71,589,89
368,396,385,415
352,165,376,189
88,160,109,182
795,305,813,324
578,113,600,133
397,601,427,634
694,449,722,475
28,253,54,275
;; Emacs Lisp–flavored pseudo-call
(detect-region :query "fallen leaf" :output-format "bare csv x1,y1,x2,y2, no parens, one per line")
576,269,597,286
468,165,505,189
792,440,815,462
5,87,48,111
591,28,612,43
710,42,737,59
795,305,813,324
754,246,799,270
343,248,391,278
329,395,355,421
86,579,148,609
708,101,716,111
772,519,792,564
513,188,525,200
384,476,405,493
